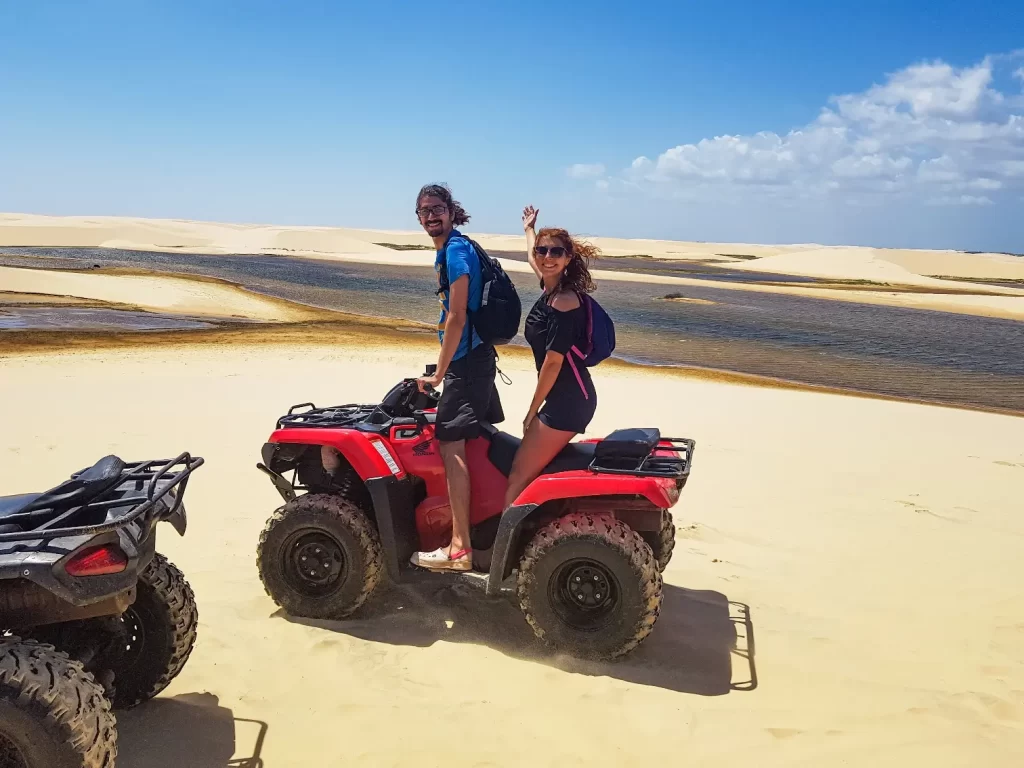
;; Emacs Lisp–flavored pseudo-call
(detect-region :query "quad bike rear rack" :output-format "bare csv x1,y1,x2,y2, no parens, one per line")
0,453,204,543
275,403,382,430
589,437,695,484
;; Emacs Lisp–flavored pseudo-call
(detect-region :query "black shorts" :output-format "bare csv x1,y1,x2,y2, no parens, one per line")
538,370,596,434
435,344,505,442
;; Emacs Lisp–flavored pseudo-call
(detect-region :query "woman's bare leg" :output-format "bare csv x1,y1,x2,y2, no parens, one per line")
503,420,575,508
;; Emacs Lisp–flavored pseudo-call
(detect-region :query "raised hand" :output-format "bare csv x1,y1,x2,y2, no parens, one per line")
522,205,539,231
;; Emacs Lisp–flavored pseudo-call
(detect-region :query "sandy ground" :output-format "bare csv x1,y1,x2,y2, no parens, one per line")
1,335,1022,767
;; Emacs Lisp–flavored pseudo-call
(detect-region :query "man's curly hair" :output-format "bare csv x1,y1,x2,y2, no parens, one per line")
416,183,470,226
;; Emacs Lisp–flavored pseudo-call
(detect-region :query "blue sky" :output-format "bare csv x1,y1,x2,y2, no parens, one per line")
1,1,1022,251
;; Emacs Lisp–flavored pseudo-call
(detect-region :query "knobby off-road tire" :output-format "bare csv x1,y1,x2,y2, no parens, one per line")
108,553,198,710
0,638,116,768
257,494,383,619
641,509,676,573
516,513,663,660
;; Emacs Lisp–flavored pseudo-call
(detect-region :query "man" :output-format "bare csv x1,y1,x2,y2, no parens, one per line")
411,183,503,572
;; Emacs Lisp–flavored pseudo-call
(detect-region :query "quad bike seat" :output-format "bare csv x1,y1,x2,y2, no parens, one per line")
481,425,662,478
0,493,44,519
0,455,126,521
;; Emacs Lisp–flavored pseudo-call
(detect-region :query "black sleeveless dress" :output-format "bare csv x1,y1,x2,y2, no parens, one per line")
523,292,597,433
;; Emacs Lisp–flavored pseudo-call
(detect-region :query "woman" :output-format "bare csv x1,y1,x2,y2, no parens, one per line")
503,205,600,508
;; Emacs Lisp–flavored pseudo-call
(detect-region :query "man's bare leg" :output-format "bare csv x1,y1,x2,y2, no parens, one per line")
439,439,471,556
321,445,342,476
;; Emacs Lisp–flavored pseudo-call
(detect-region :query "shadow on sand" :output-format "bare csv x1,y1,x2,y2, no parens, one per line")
281,582,757,696
117,692,268,768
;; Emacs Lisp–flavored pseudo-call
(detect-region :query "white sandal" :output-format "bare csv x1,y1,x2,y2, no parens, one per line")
410,546,472,572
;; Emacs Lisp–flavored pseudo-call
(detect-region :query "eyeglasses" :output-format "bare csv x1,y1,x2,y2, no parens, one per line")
534,245,567,258
416,204,448,219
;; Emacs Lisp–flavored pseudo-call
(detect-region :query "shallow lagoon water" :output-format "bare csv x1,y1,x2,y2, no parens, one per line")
1,247,1022,412
0,306,218,331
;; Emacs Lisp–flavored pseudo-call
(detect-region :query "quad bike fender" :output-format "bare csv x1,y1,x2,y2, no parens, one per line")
166,496,188,536
485,477,680,596
264,428,404,482
485,503,538,596
511,472,680,509
364,475,421,582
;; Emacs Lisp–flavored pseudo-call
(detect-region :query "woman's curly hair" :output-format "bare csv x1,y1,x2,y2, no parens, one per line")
536,227,599,295
416,183,470,227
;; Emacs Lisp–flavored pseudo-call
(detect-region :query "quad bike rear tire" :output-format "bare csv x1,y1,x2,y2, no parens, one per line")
641,509,676,573
257,494,383,619
0,638,116,768
516,513,663,660
106,553,199,709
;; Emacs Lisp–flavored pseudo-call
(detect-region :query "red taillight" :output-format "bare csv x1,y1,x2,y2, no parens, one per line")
65,545,128,576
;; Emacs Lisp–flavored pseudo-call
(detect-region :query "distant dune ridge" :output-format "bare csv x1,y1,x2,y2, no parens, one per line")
2,211,1022,278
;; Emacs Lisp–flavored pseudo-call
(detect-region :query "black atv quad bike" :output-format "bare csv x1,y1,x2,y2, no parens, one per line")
0,453,203,768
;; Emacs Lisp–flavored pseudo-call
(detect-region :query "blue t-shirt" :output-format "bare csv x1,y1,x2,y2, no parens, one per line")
435,229,483,361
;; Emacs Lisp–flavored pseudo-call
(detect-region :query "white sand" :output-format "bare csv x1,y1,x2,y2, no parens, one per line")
1,338,1022,767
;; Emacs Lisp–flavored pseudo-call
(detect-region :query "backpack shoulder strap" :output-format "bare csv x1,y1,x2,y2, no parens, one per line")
437,234,468,292
464,237,494,275
577,291,595,354
436,243,449,293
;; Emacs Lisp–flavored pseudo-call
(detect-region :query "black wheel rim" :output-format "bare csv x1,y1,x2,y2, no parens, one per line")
548,558,620,632
281,529,348,597
0,732,28,768
118,605,146,671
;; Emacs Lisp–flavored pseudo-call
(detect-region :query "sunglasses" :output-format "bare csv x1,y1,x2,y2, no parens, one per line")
416,204,447,219
534,245,568,258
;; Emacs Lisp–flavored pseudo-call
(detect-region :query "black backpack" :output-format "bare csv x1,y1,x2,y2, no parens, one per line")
438,235,522,346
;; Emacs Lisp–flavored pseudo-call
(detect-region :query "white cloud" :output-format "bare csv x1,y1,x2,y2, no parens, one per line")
1015,67,1024,83
567,163,606,179
927,194,994,206
605,54,1024,210
966,178,1002,190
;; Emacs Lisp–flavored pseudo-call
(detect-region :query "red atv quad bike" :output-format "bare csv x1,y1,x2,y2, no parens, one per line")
255,365,695,660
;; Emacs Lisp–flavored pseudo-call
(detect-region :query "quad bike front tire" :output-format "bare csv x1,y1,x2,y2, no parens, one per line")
106,553,199,709
0,638,117,768
257,494,383,619
516,513,663,660
641,509,676,572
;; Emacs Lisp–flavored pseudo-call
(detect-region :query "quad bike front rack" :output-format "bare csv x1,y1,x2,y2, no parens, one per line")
275,402,383,430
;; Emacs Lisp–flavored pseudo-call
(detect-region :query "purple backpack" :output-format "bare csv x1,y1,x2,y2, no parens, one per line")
565,293,616,398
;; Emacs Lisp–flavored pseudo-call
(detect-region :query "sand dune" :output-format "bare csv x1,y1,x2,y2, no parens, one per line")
1,337,1022,767
0,265,318,321
730,246,965,288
